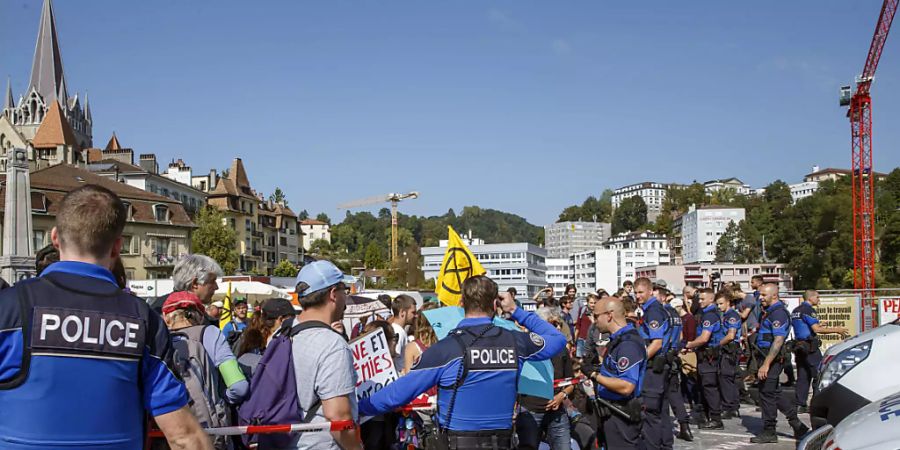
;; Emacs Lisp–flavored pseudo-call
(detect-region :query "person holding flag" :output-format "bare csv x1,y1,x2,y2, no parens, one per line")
222,297,249,339
435,226,486,307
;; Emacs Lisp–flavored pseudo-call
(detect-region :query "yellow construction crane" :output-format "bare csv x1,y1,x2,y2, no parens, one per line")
338,191,419,262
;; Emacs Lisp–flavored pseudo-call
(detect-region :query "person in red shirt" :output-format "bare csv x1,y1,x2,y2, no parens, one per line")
575,293,600,358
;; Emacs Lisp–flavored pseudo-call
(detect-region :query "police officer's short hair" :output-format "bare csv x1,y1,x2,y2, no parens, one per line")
751,275,764,283
634,277,652,290
173,254,223,292
55,185,126,258
461,275,498,315
391,295,416,316
803,289,818,300
698,288,715,297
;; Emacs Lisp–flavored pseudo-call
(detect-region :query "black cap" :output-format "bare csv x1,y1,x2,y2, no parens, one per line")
233,296,248,305
262,298,295,319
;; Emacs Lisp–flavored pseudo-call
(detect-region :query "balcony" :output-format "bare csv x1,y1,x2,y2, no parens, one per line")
252,231,264,238
144,253,178,268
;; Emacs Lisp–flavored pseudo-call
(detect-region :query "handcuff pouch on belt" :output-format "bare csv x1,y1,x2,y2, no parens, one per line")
792,336,821,356
650,354,667,374
594,396,643,424
699,346,720,363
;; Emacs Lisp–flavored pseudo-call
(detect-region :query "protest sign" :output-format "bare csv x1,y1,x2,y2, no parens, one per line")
878,297,900,325
351,328,398,409
814,295,861,350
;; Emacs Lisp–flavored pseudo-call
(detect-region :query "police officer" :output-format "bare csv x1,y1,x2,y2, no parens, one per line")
358,275,566,449
791,289,849,413
656,282,692,442
750,283,809,444
718,292,742,419
684,288,725,429
587,296,646,450
0,185,211,449
633,277,673,449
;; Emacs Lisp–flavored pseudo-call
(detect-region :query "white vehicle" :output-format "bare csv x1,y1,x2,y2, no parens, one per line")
800,390,900,450
809,320,900,428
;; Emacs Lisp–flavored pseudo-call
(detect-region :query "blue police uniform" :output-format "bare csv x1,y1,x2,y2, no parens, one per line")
638,297,673,449
791,301,823,409
0,262,189,449
663,303,690,429
358,308,565,449
754,300,802,435
594,324,646,450
696,304,724,423
719,308,743,415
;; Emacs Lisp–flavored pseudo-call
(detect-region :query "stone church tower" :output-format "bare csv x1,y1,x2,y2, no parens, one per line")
1,0,93,156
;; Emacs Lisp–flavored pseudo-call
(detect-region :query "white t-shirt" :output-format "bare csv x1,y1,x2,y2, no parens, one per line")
391,322,408,372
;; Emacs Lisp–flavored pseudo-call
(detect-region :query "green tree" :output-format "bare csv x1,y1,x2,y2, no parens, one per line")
557,190,614,223
715,221,740,262
316,213,331,225
298,210,309,220
191,206,239,275
364,241,385,269
269,187,288,206
273,260,298,277
881,212,900,284
612,196,648,234
308,239,334,257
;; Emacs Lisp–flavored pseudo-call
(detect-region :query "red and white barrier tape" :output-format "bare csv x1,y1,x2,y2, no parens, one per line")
147,420,355,438
553,376,585,388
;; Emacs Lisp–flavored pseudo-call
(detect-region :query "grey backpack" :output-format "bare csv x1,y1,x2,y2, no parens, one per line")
171,325,231,449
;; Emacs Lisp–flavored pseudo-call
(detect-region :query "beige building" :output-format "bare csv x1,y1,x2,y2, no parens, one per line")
0,164,194,280
256,202,301,274
207,158,263,274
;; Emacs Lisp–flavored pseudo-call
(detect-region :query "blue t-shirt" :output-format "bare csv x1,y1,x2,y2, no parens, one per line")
222,319,247,339
791,301,820,340
696,304,723,348
597,324,646,401
639,298,671,352
757,301,791,350
0,261,188,449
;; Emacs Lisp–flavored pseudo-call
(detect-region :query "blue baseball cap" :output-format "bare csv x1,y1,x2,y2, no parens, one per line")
295,260,344,298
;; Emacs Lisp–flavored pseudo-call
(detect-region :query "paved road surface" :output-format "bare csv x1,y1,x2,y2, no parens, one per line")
674,403,807,450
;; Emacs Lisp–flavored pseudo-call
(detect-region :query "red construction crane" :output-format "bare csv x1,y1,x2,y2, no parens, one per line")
840,0,899,330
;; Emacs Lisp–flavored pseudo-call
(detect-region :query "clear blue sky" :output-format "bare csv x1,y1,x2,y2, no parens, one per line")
3,1,900,225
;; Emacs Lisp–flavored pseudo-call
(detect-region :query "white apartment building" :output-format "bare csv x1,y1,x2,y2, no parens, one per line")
422,241,547,300
611,182,669,223
89,156,207,217
300,219,331,250
789,181,819,203
571,249,619,297
635,262,792,292
680,205,745,264
544,221,612,258
603,230,671,289
545,257,574,298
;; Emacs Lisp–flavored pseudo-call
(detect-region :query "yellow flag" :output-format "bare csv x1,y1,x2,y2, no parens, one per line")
436,226,486,306
219,282,232,330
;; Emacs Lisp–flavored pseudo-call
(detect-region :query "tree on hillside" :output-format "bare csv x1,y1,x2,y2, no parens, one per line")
557,190,614,223
308,239,335,257
364,241,385,269
273,260,299,277
316,213,331,225
612,196,648,234
191,206,239,275
715,221,740,262
298,210,309,220
269,188,288,206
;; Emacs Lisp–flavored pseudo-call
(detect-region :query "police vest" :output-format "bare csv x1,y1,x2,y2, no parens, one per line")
0,274,165,447
600,327,646,401
791,302,817,340
757,302,790,349
663,304,683,350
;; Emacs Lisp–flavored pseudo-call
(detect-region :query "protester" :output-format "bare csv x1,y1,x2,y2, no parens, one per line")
622,280,634,297
223,297,249,339
359,275,566,449
290,260,360,450
163,291,250,449
575,293,600,358
533,285,556,307
389,295,417,371
34,243,60,276
235,297,296,378
351,313,371,339
0,185,211,449
516,307,574,450
402,303,439,375
207,300,224,321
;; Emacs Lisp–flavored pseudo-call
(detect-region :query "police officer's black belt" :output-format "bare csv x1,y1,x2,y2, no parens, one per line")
446,429,513,450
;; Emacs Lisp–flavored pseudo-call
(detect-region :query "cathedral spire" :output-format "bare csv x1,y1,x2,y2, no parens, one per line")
28,0,67,104
4,77,13,111
84,91,91,122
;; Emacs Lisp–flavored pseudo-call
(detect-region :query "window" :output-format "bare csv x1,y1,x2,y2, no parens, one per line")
153,205,169,222
122,201,132,220
33,230,45,250
121,235,134,255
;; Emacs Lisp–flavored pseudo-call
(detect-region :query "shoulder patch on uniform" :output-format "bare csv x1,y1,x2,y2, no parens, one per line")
529,332,544,347
617,356,630,370
772,320,782,328
702,320,711,327
728,317,738,324
649,320,661,329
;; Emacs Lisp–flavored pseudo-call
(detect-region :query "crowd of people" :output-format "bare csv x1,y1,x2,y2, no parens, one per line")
0,183,849,450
